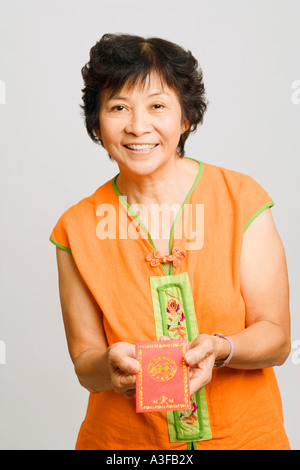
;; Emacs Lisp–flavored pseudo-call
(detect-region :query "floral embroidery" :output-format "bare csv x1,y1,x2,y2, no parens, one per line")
181,401,199,426
167,299,179,315
170,324,186,340
164,292,188,341
146,247,186,268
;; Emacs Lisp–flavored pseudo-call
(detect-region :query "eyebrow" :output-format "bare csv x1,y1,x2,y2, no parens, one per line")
107,91,170,101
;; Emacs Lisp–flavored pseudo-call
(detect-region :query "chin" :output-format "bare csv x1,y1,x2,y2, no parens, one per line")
120,151,177,177
125,158,167,177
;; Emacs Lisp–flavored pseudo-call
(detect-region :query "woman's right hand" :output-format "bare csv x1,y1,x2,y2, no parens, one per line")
106,342,140,399
56,248,141,397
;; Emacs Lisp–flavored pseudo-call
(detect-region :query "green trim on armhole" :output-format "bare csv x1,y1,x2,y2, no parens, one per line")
49,236,72,254
243,201,274,233
150,272,212,445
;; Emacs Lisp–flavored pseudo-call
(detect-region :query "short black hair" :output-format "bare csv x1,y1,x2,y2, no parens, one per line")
81,33,208,157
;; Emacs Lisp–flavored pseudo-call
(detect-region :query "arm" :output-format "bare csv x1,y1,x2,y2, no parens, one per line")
56,247,140,396
225,207,291,368
184,209,291,395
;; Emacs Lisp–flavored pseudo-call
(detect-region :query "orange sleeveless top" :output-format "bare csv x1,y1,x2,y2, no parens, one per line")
50,160,290,450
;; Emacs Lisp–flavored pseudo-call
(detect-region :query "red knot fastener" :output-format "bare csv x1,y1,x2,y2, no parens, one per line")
146,247,186,268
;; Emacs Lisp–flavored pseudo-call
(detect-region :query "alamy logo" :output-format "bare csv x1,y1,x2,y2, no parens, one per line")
0,80,6,104
95,199,205,251
291,339,300,365
291,80,300,104
0,340,6,365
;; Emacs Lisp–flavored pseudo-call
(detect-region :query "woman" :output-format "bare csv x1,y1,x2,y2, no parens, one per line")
50,33,291,450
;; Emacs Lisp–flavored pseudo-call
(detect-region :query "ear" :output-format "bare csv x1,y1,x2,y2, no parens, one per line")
94,127,101,140
181,118,190,135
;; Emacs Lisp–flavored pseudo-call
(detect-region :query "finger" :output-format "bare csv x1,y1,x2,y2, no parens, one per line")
185,347,213,367
118,373,137,388
117,356,140,374
109,344,140,373
185,338,214,366
189,372,213,396
124,389,136,399
112,371,137,393
189,380,204,397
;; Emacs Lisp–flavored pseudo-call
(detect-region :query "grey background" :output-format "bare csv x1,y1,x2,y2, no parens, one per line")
0,0,299,450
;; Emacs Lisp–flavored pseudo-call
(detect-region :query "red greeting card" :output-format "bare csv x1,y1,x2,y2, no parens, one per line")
135,340,191,413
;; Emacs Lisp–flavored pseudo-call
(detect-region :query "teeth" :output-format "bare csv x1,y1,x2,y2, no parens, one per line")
126,144,157,151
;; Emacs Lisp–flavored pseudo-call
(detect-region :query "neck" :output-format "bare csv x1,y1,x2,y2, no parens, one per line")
116,154,190,206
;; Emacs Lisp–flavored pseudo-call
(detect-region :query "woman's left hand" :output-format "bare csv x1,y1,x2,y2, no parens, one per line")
184,334,230,396
160,334,230,396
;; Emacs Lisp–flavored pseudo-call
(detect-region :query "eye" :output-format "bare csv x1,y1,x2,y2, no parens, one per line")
152,104,164,110
112,105,126,111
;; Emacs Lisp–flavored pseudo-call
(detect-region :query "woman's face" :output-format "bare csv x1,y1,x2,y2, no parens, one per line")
97,73,189,177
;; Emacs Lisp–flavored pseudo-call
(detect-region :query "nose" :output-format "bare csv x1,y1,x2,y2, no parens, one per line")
124,108,153,136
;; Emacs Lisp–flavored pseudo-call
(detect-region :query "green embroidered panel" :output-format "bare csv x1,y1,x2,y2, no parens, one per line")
150,273,212,444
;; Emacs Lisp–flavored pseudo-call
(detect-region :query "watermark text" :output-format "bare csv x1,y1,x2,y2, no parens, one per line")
96,199,205,251
0,80,6,104
0,340,6,365
291,80,300,104
291,339,300,365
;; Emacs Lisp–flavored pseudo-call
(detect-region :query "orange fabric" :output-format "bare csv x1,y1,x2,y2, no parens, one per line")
50,161,290,450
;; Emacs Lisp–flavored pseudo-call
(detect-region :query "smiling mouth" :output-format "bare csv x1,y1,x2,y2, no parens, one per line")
124,144,159,151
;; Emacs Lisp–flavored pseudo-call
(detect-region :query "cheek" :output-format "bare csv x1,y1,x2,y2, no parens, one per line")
164,121,185,143
99,119,120,145
157,113,182,134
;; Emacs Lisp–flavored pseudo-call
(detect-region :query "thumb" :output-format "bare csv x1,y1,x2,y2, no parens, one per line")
116,355,140,374
109,343,140,373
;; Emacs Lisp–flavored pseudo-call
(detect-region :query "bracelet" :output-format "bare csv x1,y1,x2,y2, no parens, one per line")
212,333,234,368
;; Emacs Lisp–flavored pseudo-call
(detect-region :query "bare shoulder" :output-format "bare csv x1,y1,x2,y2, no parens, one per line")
240,208,290,331
241,208,285,262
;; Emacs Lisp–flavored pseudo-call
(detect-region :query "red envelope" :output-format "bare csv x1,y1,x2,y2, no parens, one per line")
135,340,191,413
